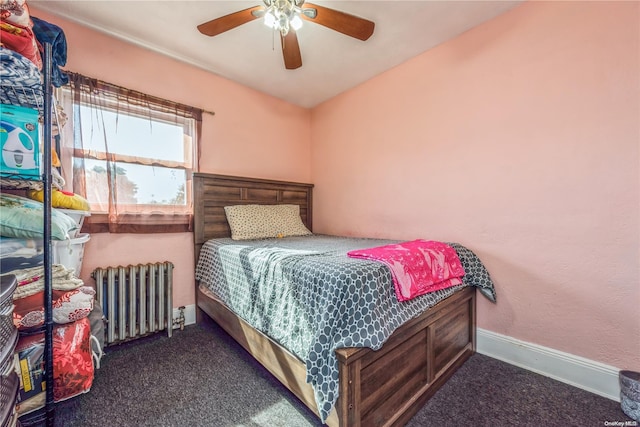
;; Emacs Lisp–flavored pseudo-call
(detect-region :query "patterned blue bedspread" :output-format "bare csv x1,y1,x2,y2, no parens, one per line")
195,235,496,422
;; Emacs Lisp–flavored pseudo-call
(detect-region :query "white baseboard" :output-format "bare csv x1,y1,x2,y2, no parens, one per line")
172,304,197,329
165,314,621,400
477,328,621,402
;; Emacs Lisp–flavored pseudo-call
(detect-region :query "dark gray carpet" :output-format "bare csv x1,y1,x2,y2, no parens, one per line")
52,319,632,427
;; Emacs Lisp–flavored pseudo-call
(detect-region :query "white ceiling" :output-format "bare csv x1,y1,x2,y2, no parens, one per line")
31,1,522,108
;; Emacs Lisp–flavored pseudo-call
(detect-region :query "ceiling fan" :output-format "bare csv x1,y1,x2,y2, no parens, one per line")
197,0,375,70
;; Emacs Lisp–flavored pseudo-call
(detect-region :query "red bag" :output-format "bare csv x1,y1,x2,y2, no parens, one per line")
14,318,94,415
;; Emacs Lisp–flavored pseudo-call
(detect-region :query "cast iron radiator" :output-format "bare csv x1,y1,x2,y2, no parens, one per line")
92,262,174,345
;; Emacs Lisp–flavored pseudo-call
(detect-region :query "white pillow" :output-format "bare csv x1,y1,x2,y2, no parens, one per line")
224,204,312,240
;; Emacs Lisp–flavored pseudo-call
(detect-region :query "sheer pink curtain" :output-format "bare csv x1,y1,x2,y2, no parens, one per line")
60,73,202,233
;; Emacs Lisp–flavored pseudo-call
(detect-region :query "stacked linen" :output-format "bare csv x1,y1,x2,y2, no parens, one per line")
0,192,88,267
0,46,42,109
9,264,93,329
2,264,98,416
0,193,77,274
0,193,100,417
0,0,41,69
0,0,69,85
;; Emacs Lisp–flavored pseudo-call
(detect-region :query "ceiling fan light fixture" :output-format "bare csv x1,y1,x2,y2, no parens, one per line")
278,13,289,30
198,0,375,70
290,15,303,31
264,10,277,28
262,0,303,36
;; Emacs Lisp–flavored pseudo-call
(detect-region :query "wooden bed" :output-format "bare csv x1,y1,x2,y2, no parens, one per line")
193,172,476,427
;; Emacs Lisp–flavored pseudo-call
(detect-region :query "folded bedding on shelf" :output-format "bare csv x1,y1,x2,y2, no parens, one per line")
8,264,83,299
0,169,64,191
0,46,42,110
0,20,41,69
4,261,96,335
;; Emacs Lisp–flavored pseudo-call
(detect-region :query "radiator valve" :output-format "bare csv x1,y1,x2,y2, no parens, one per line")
177,306,186,331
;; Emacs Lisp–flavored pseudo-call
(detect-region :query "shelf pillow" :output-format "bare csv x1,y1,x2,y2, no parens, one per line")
224,204,312,240
27,188,90,211
13,286,95,330
0,0,33,28
0,193,78,240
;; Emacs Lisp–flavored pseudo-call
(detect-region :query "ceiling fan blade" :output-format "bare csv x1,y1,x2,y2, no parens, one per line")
197,6,264,37
281,30,302,70
301,3,374,41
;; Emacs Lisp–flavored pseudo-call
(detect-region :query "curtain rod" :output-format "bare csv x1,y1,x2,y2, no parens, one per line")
65,71,215,116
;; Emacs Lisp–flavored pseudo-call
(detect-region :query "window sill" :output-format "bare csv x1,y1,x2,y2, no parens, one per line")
81,213,192,234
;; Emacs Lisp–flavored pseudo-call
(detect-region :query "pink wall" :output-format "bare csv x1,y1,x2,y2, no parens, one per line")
30,3,639,371
31,9,311,308
311,1,639,370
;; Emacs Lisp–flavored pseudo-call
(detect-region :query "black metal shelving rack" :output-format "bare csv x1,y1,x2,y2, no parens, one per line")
42,42,55,427
0,43,55,426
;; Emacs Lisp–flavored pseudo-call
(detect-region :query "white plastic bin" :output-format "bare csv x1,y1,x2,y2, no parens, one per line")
54,209,91,238
52,233,90,275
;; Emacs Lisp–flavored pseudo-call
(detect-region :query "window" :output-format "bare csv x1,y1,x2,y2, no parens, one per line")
59,73,202,233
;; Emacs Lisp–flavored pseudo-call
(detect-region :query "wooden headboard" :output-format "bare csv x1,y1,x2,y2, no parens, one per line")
193,173,314,261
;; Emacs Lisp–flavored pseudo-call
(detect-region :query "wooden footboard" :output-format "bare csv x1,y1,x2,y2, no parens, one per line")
334,286,476,427
197,285,476,427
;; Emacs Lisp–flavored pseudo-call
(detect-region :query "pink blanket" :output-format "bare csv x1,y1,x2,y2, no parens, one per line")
347,240,465,302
